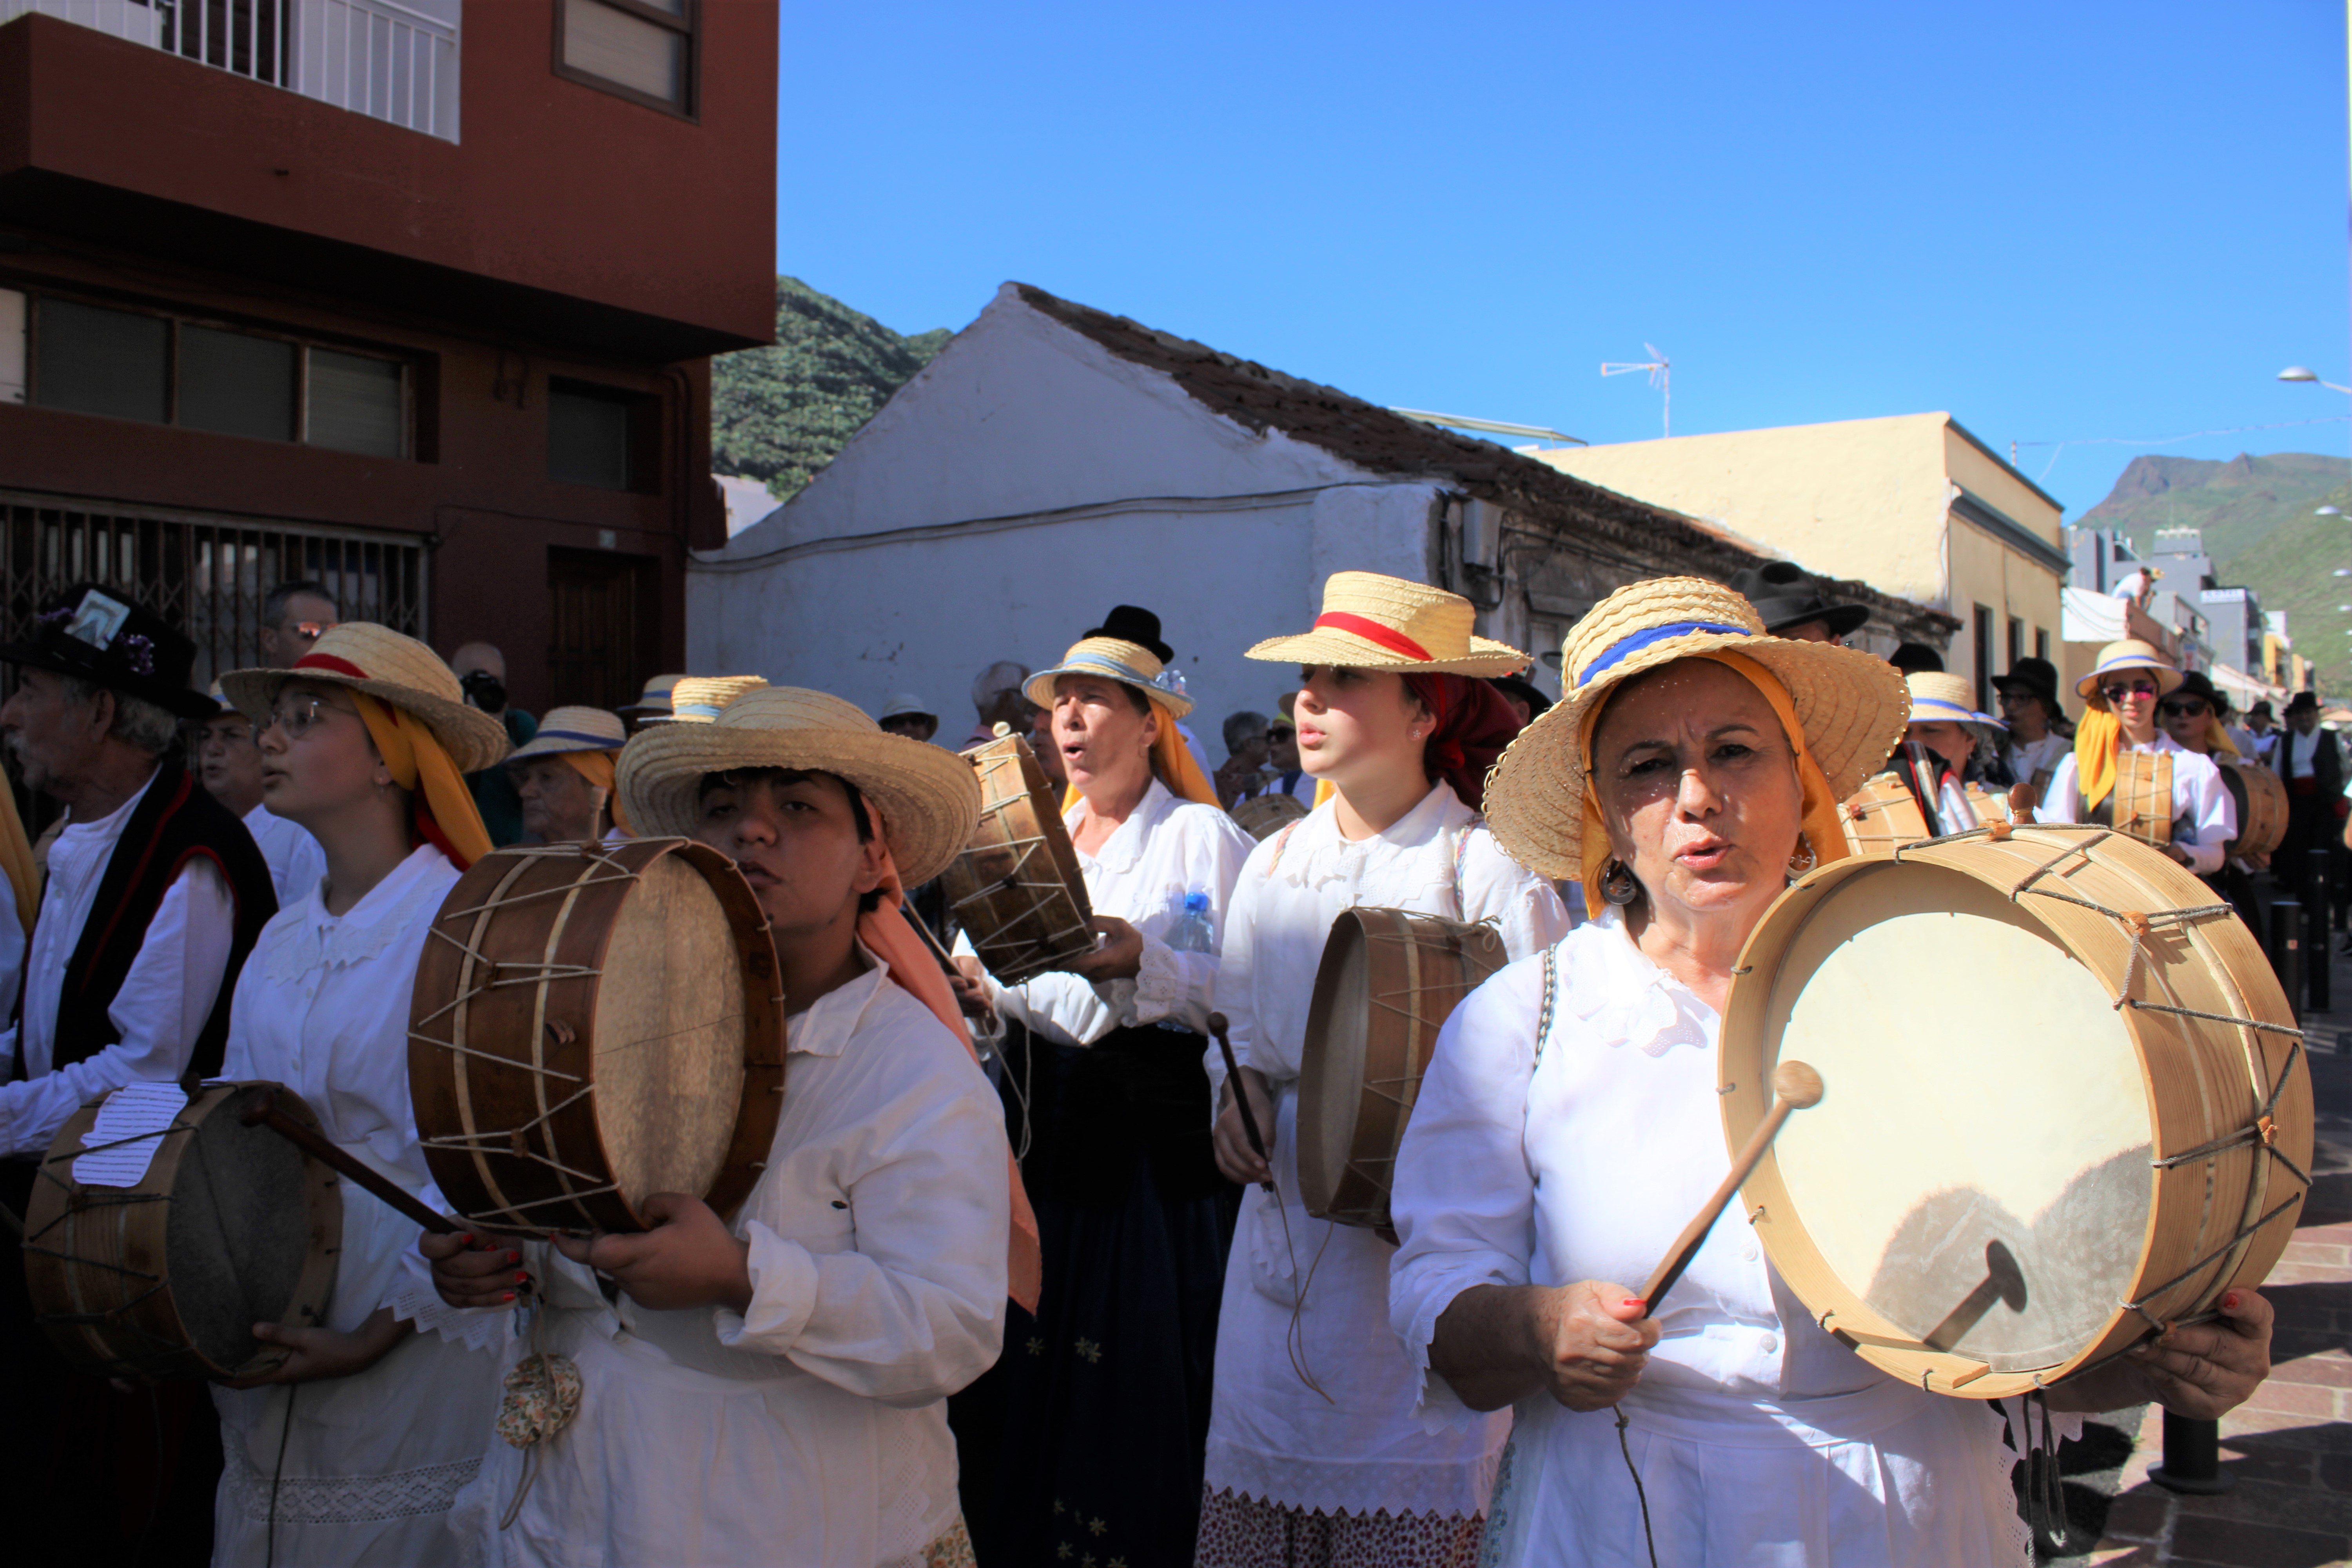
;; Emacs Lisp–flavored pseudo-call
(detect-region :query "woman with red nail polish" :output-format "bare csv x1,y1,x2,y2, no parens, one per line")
206,626,509,1565
1387,580,2278,1567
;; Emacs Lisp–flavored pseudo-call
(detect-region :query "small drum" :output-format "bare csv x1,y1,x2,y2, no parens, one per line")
1722,824,2309,1398
409,839,787,1235
942,734,1094,985
1233,791,1310,841
1839,771,1930,857
23,1081,340,1380
1298,909,1508,1236
2218,755,2287,859
2105,750,2174,845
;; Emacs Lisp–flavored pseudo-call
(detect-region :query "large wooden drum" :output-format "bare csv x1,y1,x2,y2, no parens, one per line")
410,839,787,1235
1722,824,2309,1398
1298,909,1508,1236
1838,771,1930,857
2218,755,2288,860
942,735,1094,985
23,1081,341,1380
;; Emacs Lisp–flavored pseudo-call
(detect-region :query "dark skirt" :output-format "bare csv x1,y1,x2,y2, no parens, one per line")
971,1023,1234,1568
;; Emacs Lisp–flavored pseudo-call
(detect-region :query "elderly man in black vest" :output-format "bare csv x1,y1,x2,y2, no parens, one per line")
0,584,276,1565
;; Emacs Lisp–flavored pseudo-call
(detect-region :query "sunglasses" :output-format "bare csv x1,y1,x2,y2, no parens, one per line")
2158,700,2209,720
283,621,336,644
2100,680,2160,703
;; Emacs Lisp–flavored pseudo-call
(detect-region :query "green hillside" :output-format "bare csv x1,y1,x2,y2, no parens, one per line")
2075,452,2347,567
2223,477,2352,695
710,277,951,504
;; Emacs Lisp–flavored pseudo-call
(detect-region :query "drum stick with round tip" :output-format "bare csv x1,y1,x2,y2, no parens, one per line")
1206,1011,1276,1193
239,1089,461,1236
1635,1061,1823,1318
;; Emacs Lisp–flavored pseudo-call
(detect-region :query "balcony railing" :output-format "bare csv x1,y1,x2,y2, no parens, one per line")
1,0,460,142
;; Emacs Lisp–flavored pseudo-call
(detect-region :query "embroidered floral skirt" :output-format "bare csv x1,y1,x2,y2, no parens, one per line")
1194,1487,1484,1568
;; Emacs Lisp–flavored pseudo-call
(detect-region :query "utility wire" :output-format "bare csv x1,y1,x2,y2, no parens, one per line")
2015,416,2351,483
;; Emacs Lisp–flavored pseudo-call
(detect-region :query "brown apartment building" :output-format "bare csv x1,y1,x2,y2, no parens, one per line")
0,0,777,717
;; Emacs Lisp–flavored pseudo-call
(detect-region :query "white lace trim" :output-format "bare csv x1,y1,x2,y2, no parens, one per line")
1131,933,1183,1024
1205,1433,1501,1521
260,852,450,985
1566,913,1715,1058
223,1443,482,1526
388,1273,515,1354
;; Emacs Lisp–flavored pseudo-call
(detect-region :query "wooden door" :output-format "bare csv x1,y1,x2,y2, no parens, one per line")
547,548,652,712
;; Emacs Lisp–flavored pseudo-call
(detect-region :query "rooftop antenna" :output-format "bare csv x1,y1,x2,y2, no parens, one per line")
1600,344,1671,437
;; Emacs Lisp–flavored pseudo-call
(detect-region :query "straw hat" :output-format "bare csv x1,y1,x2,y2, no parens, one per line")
1245,572,1527,677
218,623,510,773
1905,672,2005,737
2076,639,2183,704
1483,576,1910,877
619,673,685,718
508,705,626,762
1023,637,1195,718
666,675,770,723
617,686,982,886
877,692,936,722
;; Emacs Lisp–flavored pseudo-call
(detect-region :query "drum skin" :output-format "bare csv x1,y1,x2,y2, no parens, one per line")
1232,792,1310,842
1839,771,1930,857
409,839,786,1235
1298,908,1509,1236
2218,756,2287,859
942,736,1094,985
24,1082,341,1381
1722,826,2310,1399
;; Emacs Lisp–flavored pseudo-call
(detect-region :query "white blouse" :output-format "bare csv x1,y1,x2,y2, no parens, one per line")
441,951,1012,1568
1203,782,1572,1521
980,778,1255,1045
211,844,502,1565
2001,733,2069,791
1389,912,2059,1566
2039,731,2236,873
0,769,234,1158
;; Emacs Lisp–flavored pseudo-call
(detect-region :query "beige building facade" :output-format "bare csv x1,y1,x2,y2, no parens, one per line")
1533,412,2069,710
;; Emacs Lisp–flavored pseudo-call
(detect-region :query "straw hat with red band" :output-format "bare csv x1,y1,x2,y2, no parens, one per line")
218,622,510,772
1244,572,1529,678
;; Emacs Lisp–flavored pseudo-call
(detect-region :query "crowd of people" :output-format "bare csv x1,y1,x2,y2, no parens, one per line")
0,564,2307,1568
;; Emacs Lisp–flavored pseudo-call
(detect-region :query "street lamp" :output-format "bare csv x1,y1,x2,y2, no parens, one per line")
2280,366,2352,394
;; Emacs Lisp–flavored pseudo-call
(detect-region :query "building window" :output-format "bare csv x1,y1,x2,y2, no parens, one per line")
549,378,657,492
1973,604,1994,711
2006,615,2023,675
22,292,412,457
2035,627,2050,662
555,0,696,116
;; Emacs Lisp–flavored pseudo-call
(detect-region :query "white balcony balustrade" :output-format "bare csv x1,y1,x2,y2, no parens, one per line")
1,0,461,142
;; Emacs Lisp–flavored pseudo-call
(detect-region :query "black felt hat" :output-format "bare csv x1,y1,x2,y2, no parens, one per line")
0,583,212,719
2287,690,2320,715
1084,605,1174,663
1991,655,2062,709
1725,561,1871,639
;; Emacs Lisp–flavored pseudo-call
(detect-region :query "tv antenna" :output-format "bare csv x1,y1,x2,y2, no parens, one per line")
1601,344,1671,437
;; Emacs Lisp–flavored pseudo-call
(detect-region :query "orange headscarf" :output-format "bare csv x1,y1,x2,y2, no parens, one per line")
351,692,494,870
1575,649,1850,919
557,750,633,837
853,812,1042,1314
0,777,35,936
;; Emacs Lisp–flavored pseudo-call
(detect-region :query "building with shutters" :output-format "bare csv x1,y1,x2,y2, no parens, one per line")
0,0,774,715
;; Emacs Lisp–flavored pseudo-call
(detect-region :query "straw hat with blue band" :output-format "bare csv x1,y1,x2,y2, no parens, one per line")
667,675,770,724
2075,639,2183,703
1904,672,2006,742
508,706,628,762
1484,576,1910,884
1024,636,1219,806
619,673,685,719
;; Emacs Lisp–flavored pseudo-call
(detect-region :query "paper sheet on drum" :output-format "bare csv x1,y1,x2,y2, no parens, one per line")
74,1082,189,1187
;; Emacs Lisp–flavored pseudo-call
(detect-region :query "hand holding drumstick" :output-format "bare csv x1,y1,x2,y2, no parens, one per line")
1207,1011,1277,1191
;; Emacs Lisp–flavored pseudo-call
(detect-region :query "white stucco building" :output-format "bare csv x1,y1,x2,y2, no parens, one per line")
689,283,1953,737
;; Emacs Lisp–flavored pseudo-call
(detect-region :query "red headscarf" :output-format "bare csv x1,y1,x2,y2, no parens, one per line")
1401,673,1525,813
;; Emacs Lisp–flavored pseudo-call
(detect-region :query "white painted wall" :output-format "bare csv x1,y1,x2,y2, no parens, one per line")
690,288,1446,744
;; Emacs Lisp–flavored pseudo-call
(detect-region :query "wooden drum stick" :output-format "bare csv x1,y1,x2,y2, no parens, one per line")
1206,1011,1276,1194
240,1089,461,1236
1635,1060,1823,1318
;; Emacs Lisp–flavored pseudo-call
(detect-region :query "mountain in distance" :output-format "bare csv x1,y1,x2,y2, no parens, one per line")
710,276,952,505
2074,452,2352,694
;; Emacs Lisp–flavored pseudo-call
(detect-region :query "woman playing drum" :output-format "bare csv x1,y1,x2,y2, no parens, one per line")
2038,639,2235,870
503,704,632,844
1387,578,2276,1566
955,634,1254,1568
208,623,511,1564
1201,574,1571,1567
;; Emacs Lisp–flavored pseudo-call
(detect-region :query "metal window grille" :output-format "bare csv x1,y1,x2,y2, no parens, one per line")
0,489,428,690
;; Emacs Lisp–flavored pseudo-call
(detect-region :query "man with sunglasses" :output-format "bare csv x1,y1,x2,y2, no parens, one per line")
2038,639,2234,873
258,579,340,670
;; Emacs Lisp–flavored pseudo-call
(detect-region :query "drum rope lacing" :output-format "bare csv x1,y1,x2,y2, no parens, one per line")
1882,821,2310,1343
25,1127,199,1376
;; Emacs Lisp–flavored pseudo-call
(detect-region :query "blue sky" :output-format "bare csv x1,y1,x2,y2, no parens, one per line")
775,1,2348,517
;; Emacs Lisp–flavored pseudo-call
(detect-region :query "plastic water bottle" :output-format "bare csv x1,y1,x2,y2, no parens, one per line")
1171,890,1216,954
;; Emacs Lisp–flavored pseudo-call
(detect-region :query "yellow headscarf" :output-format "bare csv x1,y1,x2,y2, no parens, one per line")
352,692,494,869
0,779,36,936
2073,706,2123,812
557,749,633,837
1575,650,1851,919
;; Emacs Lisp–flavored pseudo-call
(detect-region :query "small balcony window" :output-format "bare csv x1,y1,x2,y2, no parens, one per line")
308,349,406,457
549,379,657,492
555,0,696,116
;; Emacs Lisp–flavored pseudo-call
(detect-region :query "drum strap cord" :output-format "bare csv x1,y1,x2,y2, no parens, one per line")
265,1385,298,1568
1610,1406,1658,1568
2009,1390,2070,1554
